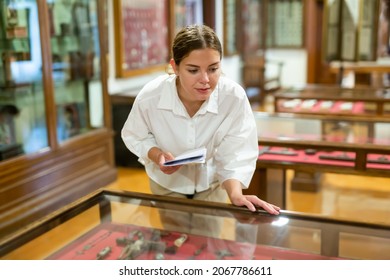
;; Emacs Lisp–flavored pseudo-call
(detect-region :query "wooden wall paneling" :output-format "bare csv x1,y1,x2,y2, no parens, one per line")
0,130,116,239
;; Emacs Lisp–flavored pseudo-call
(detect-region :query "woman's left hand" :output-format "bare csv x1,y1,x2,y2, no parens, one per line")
230,195,280,215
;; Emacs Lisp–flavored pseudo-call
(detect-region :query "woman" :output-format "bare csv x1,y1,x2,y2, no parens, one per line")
122,24,280,216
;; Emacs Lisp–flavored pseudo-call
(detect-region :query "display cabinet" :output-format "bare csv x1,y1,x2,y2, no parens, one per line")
1,188,389,260
0,0,116,239
246,112,390,208
274,85,390,116
322,0,380,62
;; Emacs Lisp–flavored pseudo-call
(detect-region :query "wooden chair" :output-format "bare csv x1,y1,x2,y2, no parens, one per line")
242,54,284,104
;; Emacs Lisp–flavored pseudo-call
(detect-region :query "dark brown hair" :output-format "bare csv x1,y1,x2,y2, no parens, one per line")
171,24,222,65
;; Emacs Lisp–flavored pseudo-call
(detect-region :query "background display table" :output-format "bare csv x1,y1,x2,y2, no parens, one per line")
248,112,390,208
274,85,390,117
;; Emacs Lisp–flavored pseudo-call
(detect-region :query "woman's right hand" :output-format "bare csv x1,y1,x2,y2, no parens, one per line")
158,151,182,175
148,147,182,174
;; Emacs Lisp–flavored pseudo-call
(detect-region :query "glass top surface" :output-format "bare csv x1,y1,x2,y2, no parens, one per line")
1,189,389,260
254,112,390,147
277,85,390,100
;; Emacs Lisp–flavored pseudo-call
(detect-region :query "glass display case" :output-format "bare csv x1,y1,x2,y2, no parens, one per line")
49,0,104,143
0,0,104,155
274,85,390,117
0,0,116,240
1,188,389,260
249,111,390,207
0,0,48,157
0,0,103,158
322,0,379,62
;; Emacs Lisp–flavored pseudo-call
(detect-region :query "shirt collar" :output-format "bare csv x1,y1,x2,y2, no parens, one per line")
157,75,219,116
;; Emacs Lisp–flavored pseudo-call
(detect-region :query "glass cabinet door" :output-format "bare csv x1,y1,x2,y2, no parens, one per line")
0,0,106,160
0,0,48,160
48,0,104,143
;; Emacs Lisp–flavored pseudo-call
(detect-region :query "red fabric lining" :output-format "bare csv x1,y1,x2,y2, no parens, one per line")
258,147,390,170
47,223,341,260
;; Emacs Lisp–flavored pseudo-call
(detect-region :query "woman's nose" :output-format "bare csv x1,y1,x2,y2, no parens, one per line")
199,72,209,83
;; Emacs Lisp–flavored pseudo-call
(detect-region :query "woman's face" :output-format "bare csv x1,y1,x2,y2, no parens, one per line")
171,48,221,103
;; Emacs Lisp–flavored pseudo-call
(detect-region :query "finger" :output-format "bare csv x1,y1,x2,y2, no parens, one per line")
239,198,256,212
246,196,280,215
247,195,279,209
158,154,166,165
161,165,181,174
262,201,281,212
165,152,175,160
264,204,280,215
260,202,280,215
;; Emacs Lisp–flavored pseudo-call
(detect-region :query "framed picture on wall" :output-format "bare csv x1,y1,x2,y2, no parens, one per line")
223,0,238,56
113,0,170,77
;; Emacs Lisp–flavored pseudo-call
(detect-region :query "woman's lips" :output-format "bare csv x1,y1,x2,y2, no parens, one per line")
196,88,210,94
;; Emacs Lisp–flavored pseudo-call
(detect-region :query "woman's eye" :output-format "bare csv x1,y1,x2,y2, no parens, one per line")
188,69,198,74
209,67,219,72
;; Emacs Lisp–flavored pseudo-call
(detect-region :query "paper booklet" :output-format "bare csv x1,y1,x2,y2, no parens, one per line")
163,147,207,166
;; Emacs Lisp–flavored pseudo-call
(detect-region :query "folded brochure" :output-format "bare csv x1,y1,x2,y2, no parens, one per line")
163,147,206,166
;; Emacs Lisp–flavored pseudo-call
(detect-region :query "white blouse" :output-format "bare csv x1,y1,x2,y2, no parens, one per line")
121,74,258,195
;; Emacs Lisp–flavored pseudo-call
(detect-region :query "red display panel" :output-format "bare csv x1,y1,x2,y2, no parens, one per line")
47,223,341,260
